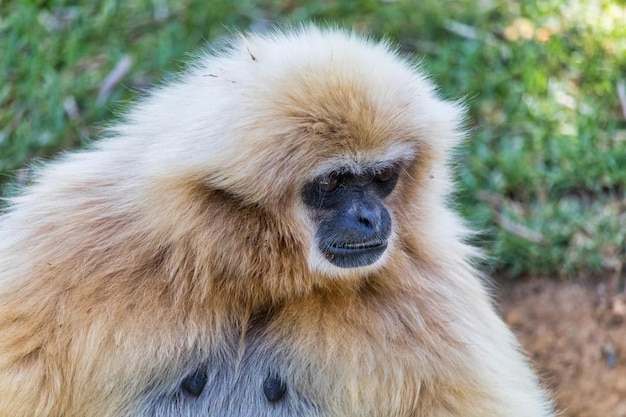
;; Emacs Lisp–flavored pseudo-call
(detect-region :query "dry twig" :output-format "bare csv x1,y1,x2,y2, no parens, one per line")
617,80,626,120
97,54,133,106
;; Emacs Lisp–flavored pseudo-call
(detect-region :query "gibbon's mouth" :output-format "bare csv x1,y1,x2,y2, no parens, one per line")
321,240,388,268
328,239,387,253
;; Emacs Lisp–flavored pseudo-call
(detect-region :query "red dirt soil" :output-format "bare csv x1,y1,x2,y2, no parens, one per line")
499,277,626,417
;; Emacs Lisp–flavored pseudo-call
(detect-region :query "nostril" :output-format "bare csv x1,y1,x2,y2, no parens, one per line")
358,213,373,226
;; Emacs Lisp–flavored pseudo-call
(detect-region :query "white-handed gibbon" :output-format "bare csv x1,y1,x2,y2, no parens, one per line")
0,26,554,417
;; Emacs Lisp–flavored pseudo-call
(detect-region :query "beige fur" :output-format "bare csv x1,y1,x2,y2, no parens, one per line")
0,26,554,416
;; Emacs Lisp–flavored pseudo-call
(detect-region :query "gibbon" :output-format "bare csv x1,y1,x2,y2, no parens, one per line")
0,26,554,417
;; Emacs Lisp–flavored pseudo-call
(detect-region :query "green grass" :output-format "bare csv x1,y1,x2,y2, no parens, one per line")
2,0,625,279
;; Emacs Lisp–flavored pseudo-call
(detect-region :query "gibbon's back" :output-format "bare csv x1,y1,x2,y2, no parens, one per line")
0,26,554,417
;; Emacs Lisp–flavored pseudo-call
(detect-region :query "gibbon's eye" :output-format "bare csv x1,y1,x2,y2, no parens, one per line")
318,173,339,194
374,166,394,183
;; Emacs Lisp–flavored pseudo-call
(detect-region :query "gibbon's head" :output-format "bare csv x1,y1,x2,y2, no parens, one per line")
127,26,466,283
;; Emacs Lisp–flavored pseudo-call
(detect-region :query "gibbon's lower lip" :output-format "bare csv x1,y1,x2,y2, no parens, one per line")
321,240,388,268
327,240,387,255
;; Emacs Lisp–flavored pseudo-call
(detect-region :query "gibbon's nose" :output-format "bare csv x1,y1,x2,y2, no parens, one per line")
351,200,384,231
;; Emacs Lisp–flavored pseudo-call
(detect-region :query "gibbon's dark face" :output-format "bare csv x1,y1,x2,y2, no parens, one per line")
301,164,399,269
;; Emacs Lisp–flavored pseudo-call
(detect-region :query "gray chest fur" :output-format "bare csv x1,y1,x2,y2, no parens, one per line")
135,319,323,417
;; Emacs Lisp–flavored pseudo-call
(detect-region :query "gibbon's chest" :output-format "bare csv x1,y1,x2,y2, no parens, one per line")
136,299,431,417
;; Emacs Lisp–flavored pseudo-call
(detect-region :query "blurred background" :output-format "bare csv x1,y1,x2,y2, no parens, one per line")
1,0,625,415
